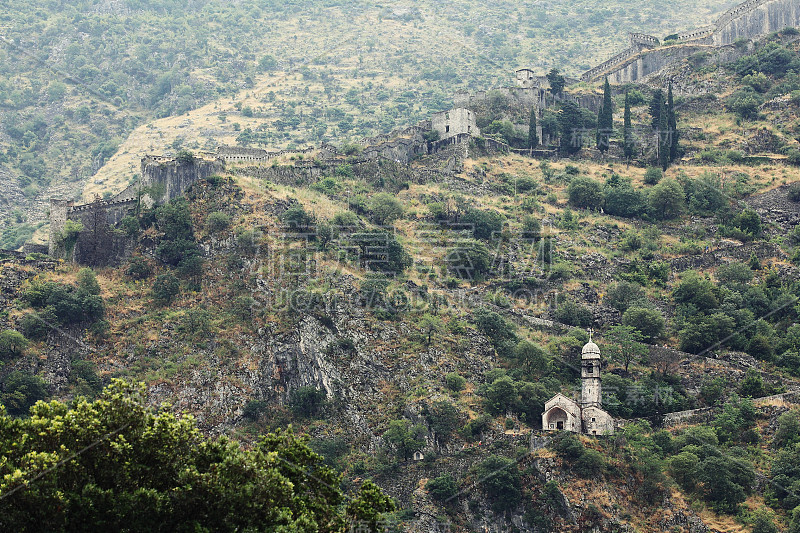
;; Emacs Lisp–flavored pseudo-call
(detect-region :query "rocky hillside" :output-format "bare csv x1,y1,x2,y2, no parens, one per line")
3,23,800,533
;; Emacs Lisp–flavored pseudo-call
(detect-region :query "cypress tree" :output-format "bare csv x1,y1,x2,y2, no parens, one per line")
667,83,678,162
596,104,604,150
529,107,539,149
547,68,566,96
623,91,635,162
558,101,583,155
649,89,664,130
658,96,670,171
596,78,613,153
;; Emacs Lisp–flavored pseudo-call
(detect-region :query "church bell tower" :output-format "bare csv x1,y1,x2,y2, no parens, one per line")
580,331,602,409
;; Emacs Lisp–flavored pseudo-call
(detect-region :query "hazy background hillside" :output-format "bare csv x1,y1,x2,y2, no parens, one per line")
0,0,740,246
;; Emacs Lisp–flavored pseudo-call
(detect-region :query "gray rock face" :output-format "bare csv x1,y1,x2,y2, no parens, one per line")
746,183,800,234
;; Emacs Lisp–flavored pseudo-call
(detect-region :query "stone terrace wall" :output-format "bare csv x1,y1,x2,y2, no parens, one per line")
581,47,640,82
49,156,223,265
664,391,800,427
716,0,775,30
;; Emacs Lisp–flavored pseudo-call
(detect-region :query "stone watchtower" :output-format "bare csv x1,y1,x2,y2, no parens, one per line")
580,333,602,409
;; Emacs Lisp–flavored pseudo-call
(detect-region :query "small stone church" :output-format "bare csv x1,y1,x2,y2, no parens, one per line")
541,337,616,435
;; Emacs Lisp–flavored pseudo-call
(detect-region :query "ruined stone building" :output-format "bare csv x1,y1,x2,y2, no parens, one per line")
515,68,539,89
431,108,480,140
542,338,616,435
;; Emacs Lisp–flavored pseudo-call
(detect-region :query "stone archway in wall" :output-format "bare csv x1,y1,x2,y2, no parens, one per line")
546,407,569,430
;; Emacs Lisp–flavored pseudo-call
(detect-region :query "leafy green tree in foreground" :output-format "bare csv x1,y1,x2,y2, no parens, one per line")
0,380,393,532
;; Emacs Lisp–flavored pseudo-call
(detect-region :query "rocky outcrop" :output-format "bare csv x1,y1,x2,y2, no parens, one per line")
745,183,800,233
668,241,785,272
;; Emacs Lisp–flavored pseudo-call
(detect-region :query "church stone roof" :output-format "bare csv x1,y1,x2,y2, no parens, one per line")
581,341,601,359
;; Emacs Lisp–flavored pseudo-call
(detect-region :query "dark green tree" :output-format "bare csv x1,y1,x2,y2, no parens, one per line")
383,419,425,460
751,509,779,533
697,455,754,513
606,281,646,313
648,178,686,220
0,330,28,360
547,68,566,95
604,180,645,218
346,480,396,532
367,193,404,226
623,91,635,162
528,107,539,149
773,410,800,449
425,401,461,441
446,239,491,280
605,324,647,372
473,307,517,347
1,371,48,416
418,314,443,346
567,176,604,210
596,78,613,153
667,83,678,162
152,273,180,305
770,441,800,510
461,207,505,241
425,474,458,502
289,386,327,418
483,376,518,414
622,306,665,343
558,101,584,155
351,231,411,275
475,455,522,512
658,94,670,170
649,89,664,129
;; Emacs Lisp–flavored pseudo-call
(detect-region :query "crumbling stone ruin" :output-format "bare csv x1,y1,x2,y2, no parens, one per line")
431,108,480,140
581,0,800,83
49,155,223,266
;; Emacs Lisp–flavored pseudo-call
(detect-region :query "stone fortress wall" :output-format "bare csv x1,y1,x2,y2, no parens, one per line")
215,145,317,165
48,155,224,265
581,0,800,83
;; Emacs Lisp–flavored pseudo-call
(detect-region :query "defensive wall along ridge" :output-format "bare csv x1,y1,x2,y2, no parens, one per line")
581,0,800,83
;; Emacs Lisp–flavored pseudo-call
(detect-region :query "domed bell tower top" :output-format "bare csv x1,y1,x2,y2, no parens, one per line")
581,330,602,408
